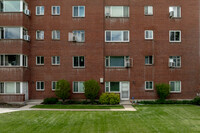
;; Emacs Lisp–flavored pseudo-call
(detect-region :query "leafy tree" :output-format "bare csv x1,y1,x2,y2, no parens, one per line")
55,80,71,103
155,83,170,101
84,79,100,103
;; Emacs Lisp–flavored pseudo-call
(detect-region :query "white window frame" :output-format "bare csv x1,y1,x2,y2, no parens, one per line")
105,6,129,17
36,6,44,15
52,30,60,40
105,56,129,68
72,6,85,17
169,81,181,93
72,30,85,42
73,81,85,93
145,81,154,90
0,54,28,67
51,6,60,15
169,6,181,18
36,30,44,40
145,56,153,65
145,30,154,40
169,56,181,68
0,82,22,94
52,56,60,65
73,56,85,68
36,81,45,91
105,82,120,93
52,81,57,91
36,56,44,65
105,30,130,42
144,6,153,15
169,30,181,42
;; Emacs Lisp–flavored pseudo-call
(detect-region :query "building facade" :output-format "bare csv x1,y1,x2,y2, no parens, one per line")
0,0,200,102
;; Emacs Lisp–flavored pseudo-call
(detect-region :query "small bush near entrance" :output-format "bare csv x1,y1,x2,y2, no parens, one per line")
155,83,170,101
192,96,200,105
99,93,120,105
43,97,58,104
84,79,100,103
55,80,71,103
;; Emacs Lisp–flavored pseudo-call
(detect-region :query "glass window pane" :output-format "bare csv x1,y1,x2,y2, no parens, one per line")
73,57,79,67
79,82,84,92
73,82,78,92
41,82,44,89
110,82,120,92
5,82,15,94
112,6,123,17
41,57,44,64
106,31,111,41
80,56,84,67
112,31,122,41
0,82,4,93
175,32,180,41
16,82,20,93
123,6,129,17
170,32,174,41
73,6,78,17
170,82,175,91
4,1,21,12
123,31,128,41
79,6,85,17
5,28,21,39
110,56,124,67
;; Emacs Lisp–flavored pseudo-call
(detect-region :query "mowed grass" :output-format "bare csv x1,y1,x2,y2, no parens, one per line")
32,104,124,109
0,105,200,133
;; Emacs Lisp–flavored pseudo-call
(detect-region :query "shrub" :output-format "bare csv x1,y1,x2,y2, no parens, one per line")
43,97,58,104
192,96,200,105
99,93,120,105
84,79,100,103
139,100,192,104
55,80,71,103
155,83,170,101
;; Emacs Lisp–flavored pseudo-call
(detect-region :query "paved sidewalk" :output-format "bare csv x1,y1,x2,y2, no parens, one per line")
0,104,136,114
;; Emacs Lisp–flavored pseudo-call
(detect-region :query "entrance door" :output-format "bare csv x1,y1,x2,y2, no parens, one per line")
120,82,130,100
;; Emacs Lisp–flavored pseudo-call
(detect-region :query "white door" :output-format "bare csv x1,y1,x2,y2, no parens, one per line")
120,82,130,100
22,82,29,100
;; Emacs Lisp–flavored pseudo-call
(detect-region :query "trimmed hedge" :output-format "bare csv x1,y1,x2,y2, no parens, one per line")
192,96,200,105
139,100,192,104
84,80,100,103
43,97,59,104
99,93,120,105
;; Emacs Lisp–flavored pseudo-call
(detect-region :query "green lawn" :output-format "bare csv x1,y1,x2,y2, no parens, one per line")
0,105,200,133
32,104,124,109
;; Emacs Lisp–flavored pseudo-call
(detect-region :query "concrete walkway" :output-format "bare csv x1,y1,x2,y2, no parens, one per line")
0,102,136,114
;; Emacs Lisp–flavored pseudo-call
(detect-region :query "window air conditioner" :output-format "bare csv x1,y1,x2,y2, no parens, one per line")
25,9,31,16
105,13,111,18
125,59,131,68
169,11,174,18
169,59,175,68
24,35,30,41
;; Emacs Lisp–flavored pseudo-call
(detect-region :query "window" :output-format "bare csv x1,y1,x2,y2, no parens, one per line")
52,56,60,65
169,56,181,68
145,81,153,90
105,31,129,42
52,81,57,90
169,6,181,18
105,6,129,17
169,81,181,92
145,30,153,40
73,6,85,17
0,27,28,39
36,56,44,65
73,30,85,42
36,6,44,15
169,30,181,42
0,54,27,67
36,30,44,40
36,81,45,90
73,82,84,93
52,30,60,40
2,0,20,12
52,6,60,15
144,6,153,15
145,56,153,65
0,82,21,94
105,82,120,92
105,56,129,67
73,56,85,68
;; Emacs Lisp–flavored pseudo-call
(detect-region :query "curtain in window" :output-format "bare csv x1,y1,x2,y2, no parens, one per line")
5,82,15,94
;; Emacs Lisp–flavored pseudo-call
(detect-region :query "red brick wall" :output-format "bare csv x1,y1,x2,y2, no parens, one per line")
0,0,199,101
0,94,25,103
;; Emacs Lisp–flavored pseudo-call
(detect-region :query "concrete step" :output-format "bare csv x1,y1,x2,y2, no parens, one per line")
120,100,132,105
25,99,43,105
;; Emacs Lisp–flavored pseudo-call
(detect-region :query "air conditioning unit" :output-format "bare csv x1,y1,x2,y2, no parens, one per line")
105,13,111,18
24,35,30,41
72,35,77,42
169,11,174,18
169,59,175,68
68,32,77,42
25,9,31,16
125,59,131,68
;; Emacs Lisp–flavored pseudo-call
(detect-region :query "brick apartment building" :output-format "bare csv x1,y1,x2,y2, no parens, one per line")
0,0,200,102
